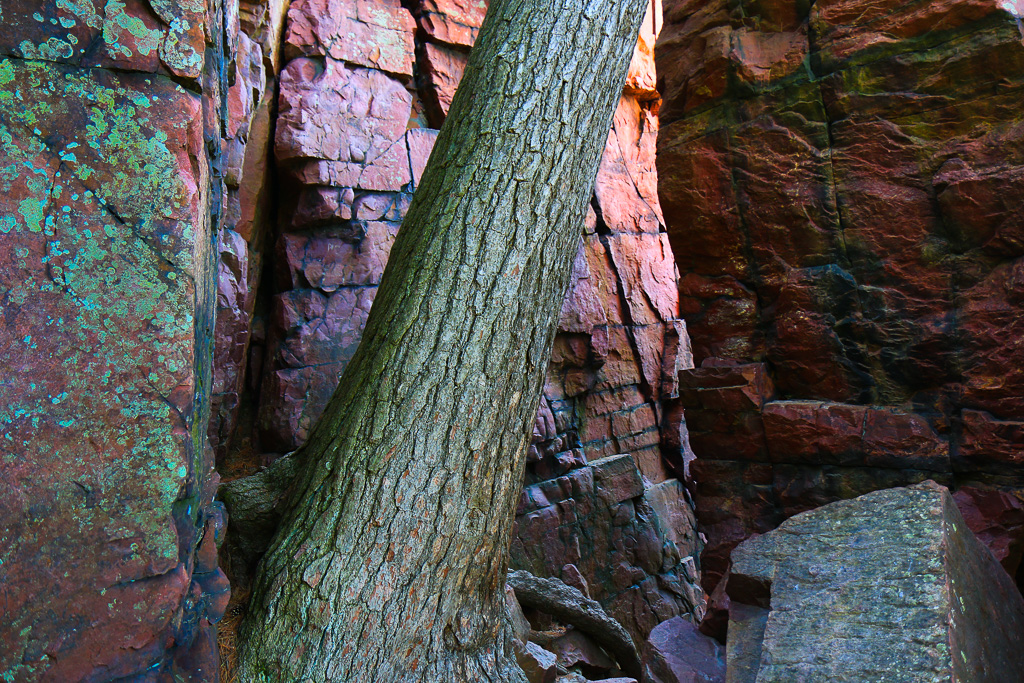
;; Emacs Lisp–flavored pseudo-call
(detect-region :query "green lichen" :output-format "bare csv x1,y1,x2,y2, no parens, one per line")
160,17,204,78
56,0,102,30
103,0,162,61
0,57,213,679
18,37,75,61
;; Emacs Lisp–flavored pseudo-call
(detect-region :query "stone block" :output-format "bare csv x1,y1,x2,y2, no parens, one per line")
727,482,1024,682
592,454,646,504
284,0,416,77
641,615,726,683
415,0,487,48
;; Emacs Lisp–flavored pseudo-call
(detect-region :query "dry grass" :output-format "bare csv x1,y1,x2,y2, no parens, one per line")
217,585,251,683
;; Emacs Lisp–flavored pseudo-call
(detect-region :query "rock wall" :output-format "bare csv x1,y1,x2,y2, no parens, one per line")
0,1,230,679
655,0,1024,596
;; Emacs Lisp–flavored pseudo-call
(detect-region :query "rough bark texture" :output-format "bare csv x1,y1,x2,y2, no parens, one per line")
235,0,649,680
221,0,704,654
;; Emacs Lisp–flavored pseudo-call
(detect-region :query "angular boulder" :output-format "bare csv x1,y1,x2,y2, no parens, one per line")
726,482,1024,682
641,616,726,683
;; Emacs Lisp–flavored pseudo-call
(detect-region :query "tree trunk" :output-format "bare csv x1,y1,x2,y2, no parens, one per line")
235,1,648,680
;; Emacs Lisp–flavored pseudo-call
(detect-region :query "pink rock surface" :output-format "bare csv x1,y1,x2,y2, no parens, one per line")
284,0,416,77
276,58,412,174
421,41,469,124
595,97,665,235
414,0,488,48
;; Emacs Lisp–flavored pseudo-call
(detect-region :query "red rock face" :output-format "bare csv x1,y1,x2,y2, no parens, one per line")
0,1,230,679
657,0,1024,597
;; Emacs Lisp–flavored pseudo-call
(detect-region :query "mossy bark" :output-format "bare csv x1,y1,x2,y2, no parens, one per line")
235,0,648,680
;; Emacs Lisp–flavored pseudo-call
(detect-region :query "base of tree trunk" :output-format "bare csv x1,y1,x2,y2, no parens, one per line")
238,624,528,683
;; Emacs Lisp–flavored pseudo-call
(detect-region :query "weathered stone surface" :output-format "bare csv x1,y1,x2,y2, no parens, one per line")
624,0,662,100
512,463,705,646
641,616,726,683
727,483,1024,682
420,41,468,125
953,485,1024,580
276,58,412,178
414,0,488,48
596,98,665,235
280,221,398,290
761,401,949,471
211,0,292,468
258,287,376,451
657,0,1024,601
517,640,559,683
550,629,617,678
0,54,220,680
283,0,416,76
672,363,774,464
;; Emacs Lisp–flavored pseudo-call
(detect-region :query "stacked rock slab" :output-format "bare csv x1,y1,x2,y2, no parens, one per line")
0,1,230,679
655,0,1024,596
725,483,1024,682
512,455,705,644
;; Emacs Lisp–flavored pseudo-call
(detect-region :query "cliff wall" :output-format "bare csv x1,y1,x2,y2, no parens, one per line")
656,0,1024,598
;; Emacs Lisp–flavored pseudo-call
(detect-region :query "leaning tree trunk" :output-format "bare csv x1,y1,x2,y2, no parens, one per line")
235,0,647,680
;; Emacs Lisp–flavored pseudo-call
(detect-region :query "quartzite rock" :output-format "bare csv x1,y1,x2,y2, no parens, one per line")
657,0,1024,598
727,483,1024,682
641,616,726,683
283,0,416,76
0,43,219,683
512,462,705,646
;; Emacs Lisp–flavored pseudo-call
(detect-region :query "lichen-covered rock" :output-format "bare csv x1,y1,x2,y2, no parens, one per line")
726,483,1024,682
0,54,219,682
1,0,206,80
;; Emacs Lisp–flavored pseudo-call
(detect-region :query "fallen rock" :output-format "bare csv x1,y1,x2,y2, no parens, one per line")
727,482,1024,681
517,640,558,683
550,629,616,678
509,570,643,679
641,616,725,683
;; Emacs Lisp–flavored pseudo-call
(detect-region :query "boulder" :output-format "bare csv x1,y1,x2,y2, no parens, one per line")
641,616,726,683
726,482,1024,682
517,641,559,683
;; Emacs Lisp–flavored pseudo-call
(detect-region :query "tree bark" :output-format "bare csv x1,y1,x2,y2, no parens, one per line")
235,1,648,680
